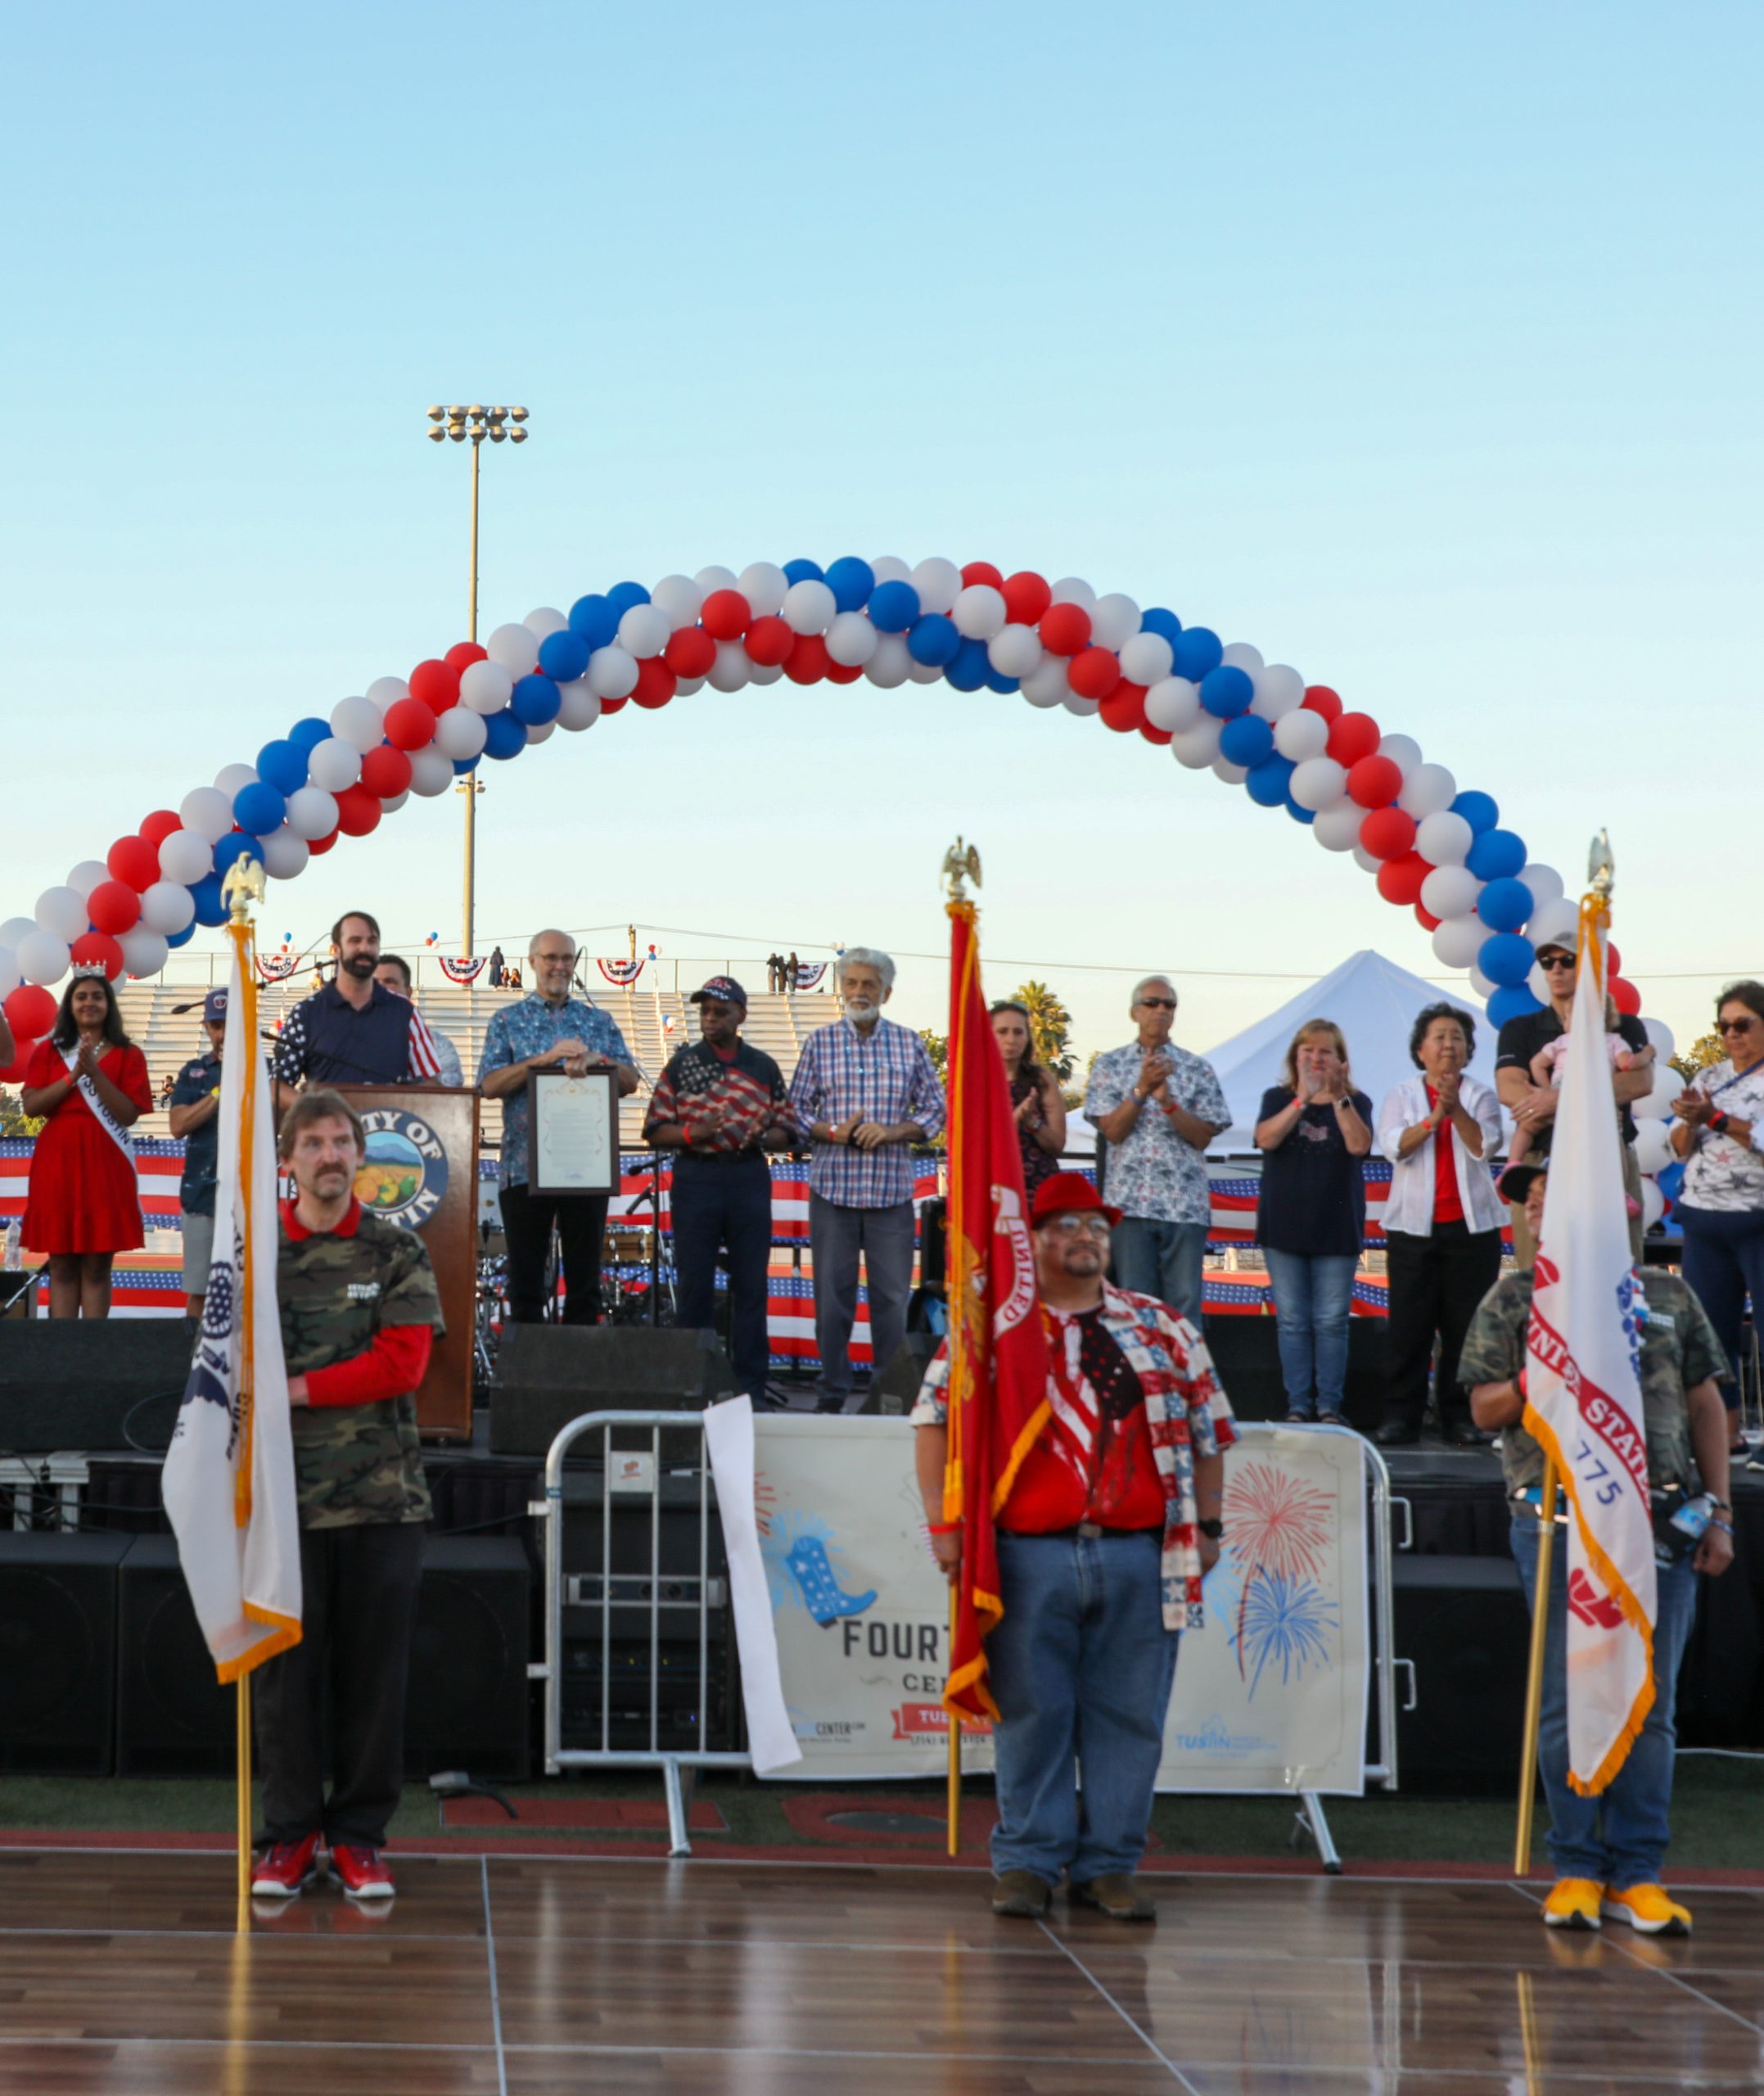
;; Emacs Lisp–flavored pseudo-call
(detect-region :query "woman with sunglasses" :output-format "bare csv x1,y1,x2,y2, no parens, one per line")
1671,981,1764,1449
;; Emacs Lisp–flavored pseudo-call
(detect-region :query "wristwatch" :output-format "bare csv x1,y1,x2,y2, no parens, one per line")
1198,1517,1224,1540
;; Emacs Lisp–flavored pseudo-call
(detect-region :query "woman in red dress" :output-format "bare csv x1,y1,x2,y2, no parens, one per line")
20,970,153,1319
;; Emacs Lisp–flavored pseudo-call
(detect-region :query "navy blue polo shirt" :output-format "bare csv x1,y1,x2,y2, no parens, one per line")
273,981,422,1090
169,1050,223,1217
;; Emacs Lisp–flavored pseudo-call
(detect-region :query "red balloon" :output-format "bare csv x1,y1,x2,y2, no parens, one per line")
1001,570,1053,625
1069,645,1123,701
444,641,487,674
1414,902,1441,933
1328,712,1383,766
86,880,142,936
1099,682,1147,734
0,1033,38,1084
106,835,160,892
1139,720,1173,748
1039,602,1092,656
664,626,717,679
701,589,751,641
826,662,863,685
1347,754,1403,809
784,633,832,685
4,984,56,1039
1610,975,1642,1017
1360,806,1418,859
743,616,794,667
70,932,124,980
1302,684,1343,722
383,698,437,751
959,560,1004,589
1605,942,1622,977
307,827,339,856
599,695,629,716
1375,852,1430,907
409,659,459,713
359,744,413,797
631,659,677,710
139,809,183,847
333,785,381,838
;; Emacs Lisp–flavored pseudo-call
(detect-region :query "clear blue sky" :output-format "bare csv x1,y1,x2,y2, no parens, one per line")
5,0,1759,1064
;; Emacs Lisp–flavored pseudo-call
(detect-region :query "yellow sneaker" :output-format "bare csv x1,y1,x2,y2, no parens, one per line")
1541,1878,1604,1930
1602,1884,1691,1936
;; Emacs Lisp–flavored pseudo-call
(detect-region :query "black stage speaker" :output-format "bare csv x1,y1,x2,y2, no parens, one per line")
1200,1312,1386,1428
115,1532,232,1773
405,1536,531,1781
0,1319,194,1454
0,1531,129,1773
861,1333,941,1416
1390,1552,1532,1792
489,1325,736,1454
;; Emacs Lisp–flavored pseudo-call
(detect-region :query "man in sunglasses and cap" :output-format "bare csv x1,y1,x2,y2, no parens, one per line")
912,1170,1236,1924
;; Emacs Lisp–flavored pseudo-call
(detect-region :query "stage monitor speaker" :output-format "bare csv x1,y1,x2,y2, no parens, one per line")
0,1319,194,1454
1389,1552,1532,1792
489,1325,736,1455
115,1532,232,1774
861,1332,941,1415
405,1537,531,1781
0,1531,129,1773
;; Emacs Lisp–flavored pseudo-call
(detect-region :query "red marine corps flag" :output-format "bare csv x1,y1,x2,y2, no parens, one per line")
941,883,1053,1720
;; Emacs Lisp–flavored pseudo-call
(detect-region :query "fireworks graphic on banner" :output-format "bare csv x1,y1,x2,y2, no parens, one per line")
1222,1459,1338,1696
1236,1571,1339,1696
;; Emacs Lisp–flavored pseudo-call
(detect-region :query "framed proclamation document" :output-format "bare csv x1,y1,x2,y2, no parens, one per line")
527,1068,618,1195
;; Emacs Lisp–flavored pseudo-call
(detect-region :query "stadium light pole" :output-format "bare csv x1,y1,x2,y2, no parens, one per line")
426,404,529,957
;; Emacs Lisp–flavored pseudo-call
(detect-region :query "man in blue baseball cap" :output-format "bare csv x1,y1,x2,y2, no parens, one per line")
168,987,229,1323
644,977,796,1403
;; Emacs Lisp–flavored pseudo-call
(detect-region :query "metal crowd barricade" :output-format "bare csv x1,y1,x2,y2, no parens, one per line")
533,1409,750,1856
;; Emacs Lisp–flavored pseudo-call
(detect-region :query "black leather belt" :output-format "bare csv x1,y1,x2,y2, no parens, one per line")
1013,1522,1164,1541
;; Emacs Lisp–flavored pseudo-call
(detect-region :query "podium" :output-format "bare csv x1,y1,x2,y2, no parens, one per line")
338,1085,479,1440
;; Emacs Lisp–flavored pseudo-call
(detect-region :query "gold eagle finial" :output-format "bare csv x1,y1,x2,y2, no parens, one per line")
941,838,982,901
1587,829,1615,902
221,852,267,923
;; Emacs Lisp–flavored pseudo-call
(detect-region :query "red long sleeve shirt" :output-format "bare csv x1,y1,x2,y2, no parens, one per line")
301,1320,433,1407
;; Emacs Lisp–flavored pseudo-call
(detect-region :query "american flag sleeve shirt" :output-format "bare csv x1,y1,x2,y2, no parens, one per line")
910,1282,1237,1630
643,1039,793,1154
787,1015,946,1208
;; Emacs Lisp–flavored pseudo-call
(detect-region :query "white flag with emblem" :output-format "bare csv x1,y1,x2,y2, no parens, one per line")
162,932,303,1679
1523,899,1656,1793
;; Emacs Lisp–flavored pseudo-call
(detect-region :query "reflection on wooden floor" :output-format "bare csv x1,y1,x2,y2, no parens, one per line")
0,1850,1760,2092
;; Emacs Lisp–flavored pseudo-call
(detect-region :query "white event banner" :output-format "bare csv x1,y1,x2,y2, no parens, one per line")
745,1417,1369,1796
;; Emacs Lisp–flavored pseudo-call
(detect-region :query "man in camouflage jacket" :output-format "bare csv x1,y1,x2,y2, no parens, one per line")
250,1088,445,1904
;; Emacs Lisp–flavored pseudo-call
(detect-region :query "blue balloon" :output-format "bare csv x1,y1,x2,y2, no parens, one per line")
483,711,528,761
189,874,228,928
1479,933,1536,988
945,636,991,690
1245,754,1296,807
1139,608,1182,644
868,580,920,632
257,739,307,796
539,629,591,683
782,558,824,585
1285,796,1316,825
1657,1159,1685,1204
1220,714,1275,767
568,594,619,648
165,919,196,949
510,673,562,726
1451,789,1500,835
1466,827,1527,882
984,666,1021,694
824,556,875,612
906,613,960,666
452,755,480,775
232,783,286,836
1487,983,1545,1028
604,580,650,618
1477,875,1534,933
1199,665,1254,719
287,716,331,759
1172,626,1223,681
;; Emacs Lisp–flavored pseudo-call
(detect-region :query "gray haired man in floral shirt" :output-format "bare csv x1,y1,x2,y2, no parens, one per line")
1085,976,1229,1326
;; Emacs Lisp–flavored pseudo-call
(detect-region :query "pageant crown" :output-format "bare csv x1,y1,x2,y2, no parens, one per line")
70,962,111,980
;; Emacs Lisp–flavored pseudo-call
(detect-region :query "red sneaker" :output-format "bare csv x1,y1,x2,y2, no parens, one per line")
329,1840,396,1900
250,1832,322,1899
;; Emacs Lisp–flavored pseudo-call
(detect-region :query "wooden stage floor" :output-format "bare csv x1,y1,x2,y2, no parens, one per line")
0,1850,1761,2093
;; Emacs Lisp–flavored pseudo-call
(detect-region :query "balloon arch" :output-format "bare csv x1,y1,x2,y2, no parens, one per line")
0,553,1683,1217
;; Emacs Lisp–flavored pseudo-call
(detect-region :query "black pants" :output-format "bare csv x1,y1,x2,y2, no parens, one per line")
255,1521,426,1846
672,1153,773,1398
502,1180,608,1324
1382,1224,1503,1430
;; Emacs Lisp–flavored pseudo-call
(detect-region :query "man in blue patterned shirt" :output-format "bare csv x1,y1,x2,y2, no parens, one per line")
1085,976,1230,1327
787,947,945,1410
478,930,638,1324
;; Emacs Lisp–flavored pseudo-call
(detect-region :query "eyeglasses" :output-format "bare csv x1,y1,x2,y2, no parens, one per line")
1718,1017,1757,1037
1043,1213,1112,1236
1537,954,1576,972
1137,997,1177,1010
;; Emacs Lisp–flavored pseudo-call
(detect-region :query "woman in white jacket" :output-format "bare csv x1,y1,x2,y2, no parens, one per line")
1374,1004,1506,1448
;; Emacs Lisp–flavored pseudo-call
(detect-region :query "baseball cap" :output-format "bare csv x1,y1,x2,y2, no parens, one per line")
1497,1157,1548,1204
1030,1170,1123,1228
202,988,229,1024
690,975,747,1010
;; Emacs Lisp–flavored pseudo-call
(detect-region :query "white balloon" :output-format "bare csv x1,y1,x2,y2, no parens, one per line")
1022,657,1071,707
1470,964,1499,999
35,885,89,940
1273,708,1328,761
909,558,961,614
672,678,704,698
1144,676,1201,733
1061,691,1100,716
987,624,1043,678
524,606,569,639
1171,718,1222,769
780,580,836,636
0,946,17,996
1635,1070,1680,1121
1398,763,1457,819
617,604,671,658
17,929,70,985
181,787,237,844
330,695,384,752
1633,1118,1674,1177
1119,630,1174,686
1520,863,1566,912
1432,915,1487,968
1049,576,1095,612
366,675,409,707
736,562,788,616
460,660,515,715
557,683,602,730
1289,757,1348,811
65,862,111,902
825,611,878,667
588,645,639,700
1642,1016,1676,1062
285,787,339,841
1378,734,1423,776
0,917,35,951
868,555,911,585
650,574,703,630
140,880,196,935
1307,800,1361,851
1250,662,1306,720
259,830,309,880
707,641,754,692
158,829,214,883
1351,841,1383,874
485,623,540,675
908,657,945,686
693,564,738,597
1642,1179,1665,1231
433,707,488,760
1219,641,1265,677
1420,866,1481,919
953,584,1008,641
407,746,454,796
1089,594,1141,650
862,633,911,689
213,765,259,798
1416,811,1474,866
1527,962,1550,1003
747,662,784,686
1526,898,1580,953
524,717,558,743
307,738,363,792
1214,754,1251,785
379,790,409,815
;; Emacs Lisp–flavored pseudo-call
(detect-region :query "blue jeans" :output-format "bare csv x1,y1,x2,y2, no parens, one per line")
1110,1217,1206,1327
1676,1203,1764,1416
1262,1249,1358,1417
1509,1516,1699,1889
986,1529,1178,1885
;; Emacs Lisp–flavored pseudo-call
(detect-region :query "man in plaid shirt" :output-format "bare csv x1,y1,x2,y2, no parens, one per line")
787,947,945,1411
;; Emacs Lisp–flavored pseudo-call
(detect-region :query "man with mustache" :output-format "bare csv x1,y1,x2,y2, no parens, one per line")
274,910,445,1107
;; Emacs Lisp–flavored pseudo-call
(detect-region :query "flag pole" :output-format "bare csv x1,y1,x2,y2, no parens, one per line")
1513,1454,1558,1877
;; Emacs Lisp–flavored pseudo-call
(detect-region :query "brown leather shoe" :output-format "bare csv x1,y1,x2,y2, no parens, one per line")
990,1869,1051,1918
1071,1873,1157,1921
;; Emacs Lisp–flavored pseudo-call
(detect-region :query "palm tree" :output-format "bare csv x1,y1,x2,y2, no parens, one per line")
1011,981,1075,1083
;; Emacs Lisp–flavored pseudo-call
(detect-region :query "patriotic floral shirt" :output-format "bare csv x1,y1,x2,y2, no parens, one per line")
477,994,633,1190
912,1283,1238,1629
1085,1041,1229,1226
